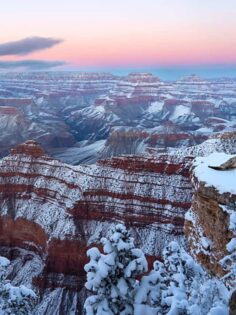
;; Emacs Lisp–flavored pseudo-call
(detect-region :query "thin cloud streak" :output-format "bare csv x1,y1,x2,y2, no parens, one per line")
0,60,66,70
0,37,63,56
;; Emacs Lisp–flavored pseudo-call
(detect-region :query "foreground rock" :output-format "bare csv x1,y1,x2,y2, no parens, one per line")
185,152,236,276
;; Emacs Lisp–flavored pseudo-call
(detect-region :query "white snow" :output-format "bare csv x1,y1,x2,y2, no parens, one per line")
0,256,10,267
84,224,147,315
200,236,212,250
226,238,236,253
220,204,236,289
207,305,228,315
193,152,236,195
53,140,106,165
196,127,213,134
229,212,236,232
147,101,163,113
170,105,191,120
94,105,105,113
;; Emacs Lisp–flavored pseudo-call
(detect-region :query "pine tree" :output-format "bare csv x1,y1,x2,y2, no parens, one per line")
0,256,37,315
84,224,148,315
162,241,196,314
84,233,230,315
134,260,167,315
134,241,203,315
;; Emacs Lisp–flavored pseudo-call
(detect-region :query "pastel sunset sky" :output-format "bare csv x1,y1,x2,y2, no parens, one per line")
1,0,236,78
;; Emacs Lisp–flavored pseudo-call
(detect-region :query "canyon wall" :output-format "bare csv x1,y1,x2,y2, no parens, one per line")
185,153,236,277
0,140,193,314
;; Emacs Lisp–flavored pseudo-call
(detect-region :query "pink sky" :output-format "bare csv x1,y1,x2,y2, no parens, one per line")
1,0,236,68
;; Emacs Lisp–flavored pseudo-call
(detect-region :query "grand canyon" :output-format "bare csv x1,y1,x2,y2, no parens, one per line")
1,0,236,312
0,71,235,314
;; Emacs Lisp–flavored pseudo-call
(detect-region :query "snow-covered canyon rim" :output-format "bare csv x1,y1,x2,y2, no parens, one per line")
193,152,236,195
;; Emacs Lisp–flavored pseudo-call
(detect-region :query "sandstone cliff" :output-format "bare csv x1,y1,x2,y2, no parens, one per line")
0,140,193,314
185,152,236,277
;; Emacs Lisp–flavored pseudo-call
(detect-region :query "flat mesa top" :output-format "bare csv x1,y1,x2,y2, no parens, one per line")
193,152,236,195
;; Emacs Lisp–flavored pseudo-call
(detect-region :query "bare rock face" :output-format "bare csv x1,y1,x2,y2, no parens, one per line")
185,152,236,276
11,140,46,157
0,106,31,154
0,140,193,314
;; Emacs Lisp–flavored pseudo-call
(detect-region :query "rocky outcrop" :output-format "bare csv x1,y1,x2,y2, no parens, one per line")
185,152,236,276
172,131,236,158
0,140,193,313
100,126,207,160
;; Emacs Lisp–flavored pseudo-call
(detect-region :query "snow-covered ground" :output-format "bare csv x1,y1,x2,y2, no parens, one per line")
193,153,236,195
52,140,106,164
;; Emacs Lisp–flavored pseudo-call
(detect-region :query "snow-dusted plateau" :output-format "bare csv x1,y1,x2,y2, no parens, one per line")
0,72,235,314
0,72,235,162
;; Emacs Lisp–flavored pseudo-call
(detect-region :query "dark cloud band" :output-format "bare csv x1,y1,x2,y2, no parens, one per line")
0,60,66,70
0,37,63,56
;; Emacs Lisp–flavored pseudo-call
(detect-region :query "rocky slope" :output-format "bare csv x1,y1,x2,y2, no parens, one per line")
0,130,235,313
170,131,236,157
0,140,193,314
185,152,236,277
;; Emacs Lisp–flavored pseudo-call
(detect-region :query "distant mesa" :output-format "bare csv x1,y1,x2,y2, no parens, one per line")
178,74,206,83
0,106,20,115
11,140,45,158
126,72,161,83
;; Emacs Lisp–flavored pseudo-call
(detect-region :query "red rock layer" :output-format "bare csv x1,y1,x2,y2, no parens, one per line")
11,140,46,157
0,216,47,255
0,141,193,301
99,154,192,175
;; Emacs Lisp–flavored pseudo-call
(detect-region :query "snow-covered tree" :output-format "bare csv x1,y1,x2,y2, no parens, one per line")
0,256,37,315
134,260,167,315
84,224,148,315
188,278,229,315
134,241,229,315
161,241,199,314
84,228,230,315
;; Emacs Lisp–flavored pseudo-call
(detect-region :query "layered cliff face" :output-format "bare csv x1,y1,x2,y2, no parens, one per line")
0,106,31,153
0,99,75,157
0,72,235,164
0,72,117,156
0,140,193,314
185,152,236,277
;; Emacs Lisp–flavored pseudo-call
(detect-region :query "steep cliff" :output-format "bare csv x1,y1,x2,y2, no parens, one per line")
185,152,236,277
0,140,193,314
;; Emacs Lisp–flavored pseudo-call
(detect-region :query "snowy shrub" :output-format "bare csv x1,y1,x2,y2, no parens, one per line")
134,260,167,315
161,241,201,315
84,224,148,315
84,227,230,315
0,256,37,315
135,241,229,315
188,278,229,315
